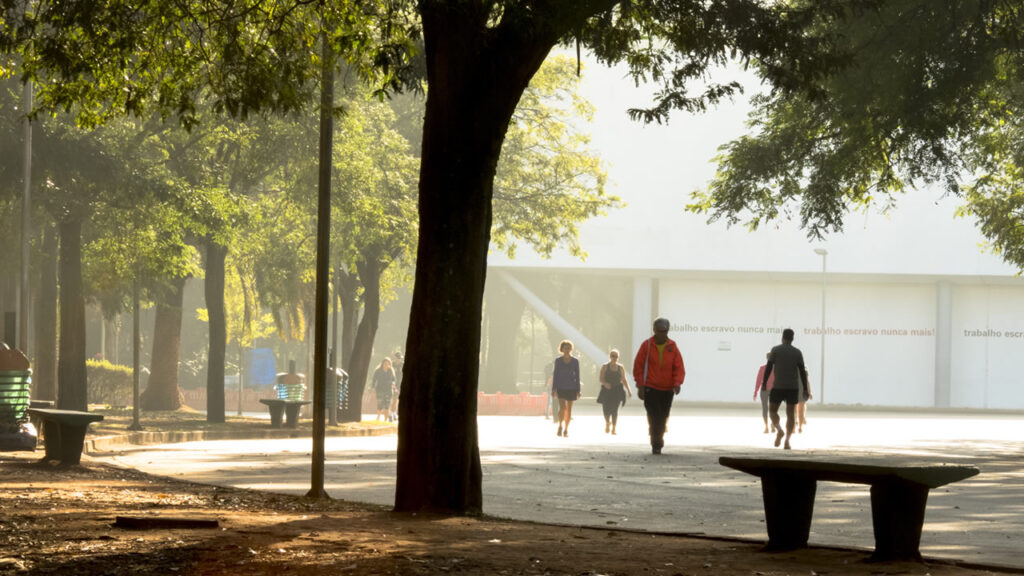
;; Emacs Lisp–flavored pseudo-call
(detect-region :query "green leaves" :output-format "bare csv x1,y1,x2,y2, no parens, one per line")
692,0,1024,254
579,0,879,125
12,0,419,129
492,55,618,259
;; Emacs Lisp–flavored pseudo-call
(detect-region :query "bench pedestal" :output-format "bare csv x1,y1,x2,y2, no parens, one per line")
761,471,817,550
259,399,310,429
871,480,929,561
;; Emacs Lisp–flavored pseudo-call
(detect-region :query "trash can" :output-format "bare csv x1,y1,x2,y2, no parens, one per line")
274,360,307,401
0,370,31,431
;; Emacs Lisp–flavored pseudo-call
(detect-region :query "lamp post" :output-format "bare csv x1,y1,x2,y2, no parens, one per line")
19,81,32,354
813,248,828,404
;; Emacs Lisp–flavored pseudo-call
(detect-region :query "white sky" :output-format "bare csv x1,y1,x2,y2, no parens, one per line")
490,54,1020,279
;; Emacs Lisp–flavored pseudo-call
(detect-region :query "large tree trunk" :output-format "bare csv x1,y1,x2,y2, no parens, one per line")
140,276,186,410
339,270,359,371
395,13,557,515
32,226,58,402
205,240,227,423
339,256,382,423
56,217,87,411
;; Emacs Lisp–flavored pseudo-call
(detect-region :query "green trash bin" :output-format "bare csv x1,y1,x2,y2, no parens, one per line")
0,370,32,431
0,369,36,451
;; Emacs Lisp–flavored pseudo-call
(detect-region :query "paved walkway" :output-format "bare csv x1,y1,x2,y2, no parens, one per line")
95,405,1024,570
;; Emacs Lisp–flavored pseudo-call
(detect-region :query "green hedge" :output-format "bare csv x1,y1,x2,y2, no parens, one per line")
87,359,133,407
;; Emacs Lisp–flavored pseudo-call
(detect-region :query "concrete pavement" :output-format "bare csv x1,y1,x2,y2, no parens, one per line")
94,404,1024,571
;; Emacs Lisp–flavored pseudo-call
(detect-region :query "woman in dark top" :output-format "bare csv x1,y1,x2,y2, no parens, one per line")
372,358,396,422
551,339,581,438
597,349,632,434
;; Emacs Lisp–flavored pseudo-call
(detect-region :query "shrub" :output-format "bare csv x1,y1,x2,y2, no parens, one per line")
87,359,133,407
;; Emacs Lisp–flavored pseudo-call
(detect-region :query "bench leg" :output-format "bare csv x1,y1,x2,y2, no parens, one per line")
40,420,62,463
56,424,90,466
870,480,929,561
267,405,284,428
39,422,90,465
761,472,817,550
283,404,302,428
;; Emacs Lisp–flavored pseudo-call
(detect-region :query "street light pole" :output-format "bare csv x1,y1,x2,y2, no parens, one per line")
19,81,32,354
813,248,828,405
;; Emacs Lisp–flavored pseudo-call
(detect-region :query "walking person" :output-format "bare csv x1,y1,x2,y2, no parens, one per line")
543,360,555,420
389,352,404,422
372,358,396,422
797,371,812,433
552,340,581,437
632,318,685,454
597,349,632,434
761,328,809,450
754,353,775,434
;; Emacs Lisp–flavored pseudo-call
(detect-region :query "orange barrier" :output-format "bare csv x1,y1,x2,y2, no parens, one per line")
183,388,548,417
182,388,276,413
477,392,547,416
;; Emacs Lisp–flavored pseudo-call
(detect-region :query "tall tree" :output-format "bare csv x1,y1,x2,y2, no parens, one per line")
141,275,188,409
396,0,854,515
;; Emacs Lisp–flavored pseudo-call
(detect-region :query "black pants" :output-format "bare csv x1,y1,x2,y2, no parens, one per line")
643,388,675,448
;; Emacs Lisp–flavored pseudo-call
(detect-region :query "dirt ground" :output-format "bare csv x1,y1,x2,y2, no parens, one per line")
0,453,1015,576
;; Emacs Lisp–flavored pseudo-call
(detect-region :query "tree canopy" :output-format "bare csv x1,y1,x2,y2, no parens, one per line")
689,0,1024,268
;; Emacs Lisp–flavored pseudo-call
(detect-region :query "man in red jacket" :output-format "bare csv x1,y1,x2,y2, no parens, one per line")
633,318,686,454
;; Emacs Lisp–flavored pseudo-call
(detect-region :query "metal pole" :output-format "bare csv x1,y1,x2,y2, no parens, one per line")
18,81,32,354
128,277,143,431
306,28,333,500
329,268,339,426
815,249,827,405
237,342,244,416
529,311,535,394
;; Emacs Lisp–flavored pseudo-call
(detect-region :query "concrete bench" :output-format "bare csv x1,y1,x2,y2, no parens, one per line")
719,456,979,561
259,398,310,429
27,408,104,466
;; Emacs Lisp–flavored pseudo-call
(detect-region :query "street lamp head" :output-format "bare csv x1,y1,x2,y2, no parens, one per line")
814,248,828,256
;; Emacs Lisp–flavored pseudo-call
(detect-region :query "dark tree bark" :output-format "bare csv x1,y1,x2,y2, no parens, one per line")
32,226,58,402
140,276,186,410
56,217,87,411
339,270,360,371
395,10,564,515
205,240,227,423
339,255,382,424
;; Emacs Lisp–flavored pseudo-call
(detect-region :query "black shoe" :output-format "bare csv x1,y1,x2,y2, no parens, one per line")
652,446,662,455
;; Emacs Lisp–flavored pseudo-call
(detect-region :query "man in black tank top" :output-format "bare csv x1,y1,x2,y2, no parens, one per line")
761,328,808,450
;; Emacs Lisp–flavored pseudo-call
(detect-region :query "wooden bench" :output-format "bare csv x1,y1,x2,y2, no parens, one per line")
719,456,979,561
27,408,104,466
259,398,310,429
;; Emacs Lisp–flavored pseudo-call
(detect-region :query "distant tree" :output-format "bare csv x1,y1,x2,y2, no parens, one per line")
329,92,419,422
491,55,616,259
483,55,617,393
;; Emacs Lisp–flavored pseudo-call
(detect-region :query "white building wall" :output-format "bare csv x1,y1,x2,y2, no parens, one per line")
951,286,1024,409
659,280,939,407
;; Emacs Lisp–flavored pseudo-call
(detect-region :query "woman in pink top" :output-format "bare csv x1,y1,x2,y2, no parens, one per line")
754,353,775,434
